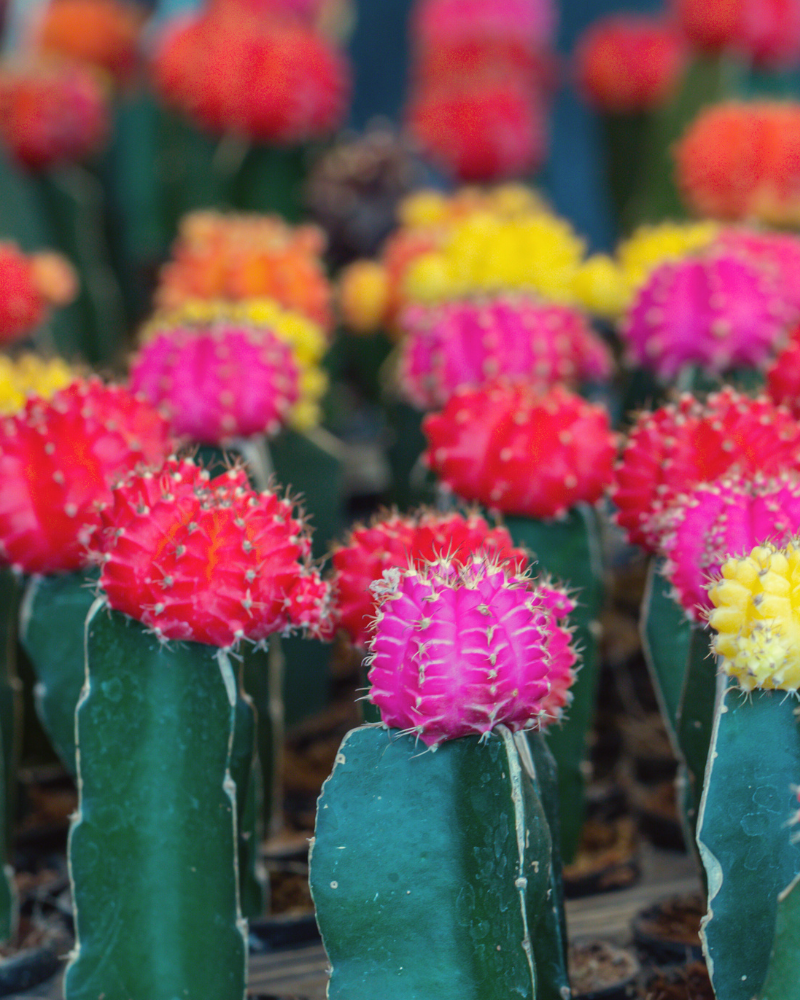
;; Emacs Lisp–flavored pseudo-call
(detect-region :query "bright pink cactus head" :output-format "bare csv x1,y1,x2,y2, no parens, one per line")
399,294,613,410
0,59,108,171
331,508,528,648
658,472,800,621
366,557,576,746
575,14,686,113
622,252,791,381
406,79,546,183
715,227,800,319
423,380,616,519
0,379,174,575
766,321,800,415
97,456,332,647
129,321,299,445
612,388,800,552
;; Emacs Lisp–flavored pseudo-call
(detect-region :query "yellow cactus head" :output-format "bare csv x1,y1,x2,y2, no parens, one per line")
0,353,74,415
707,542,800,692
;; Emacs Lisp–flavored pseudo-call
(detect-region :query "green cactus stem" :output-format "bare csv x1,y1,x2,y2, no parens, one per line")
19,569,97,775
525,732,570,1000
697,685,800,1000
640,559,692,747
759,872,800,1000
230,653,266,919
20,570,265,916
65,600,247,1000
0,567,21,942
503,504,604,864
310,724,553,1000
674,625,716,845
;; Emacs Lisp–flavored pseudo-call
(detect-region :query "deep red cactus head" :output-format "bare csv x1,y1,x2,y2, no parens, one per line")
366,556,576,746
0,244,46,344
152,12,349,143
766,321,800,415
97,456,332,647
423,380,617,520
331,507,528,648
612,388,800,552
129,320,300,445
0,379,175,575
0,59,108,171
406,79,546,183
575,14,686,113
672,0,800,69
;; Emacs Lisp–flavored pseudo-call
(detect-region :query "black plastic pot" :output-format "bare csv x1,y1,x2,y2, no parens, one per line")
249,913,320,954
0,946,60,997
631,893,705,966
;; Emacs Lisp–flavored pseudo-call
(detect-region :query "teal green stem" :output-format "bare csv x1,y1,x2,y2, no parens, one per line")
19,569,98,776
0,567,21,942
524,732,570,1000
697,685,800,1000
504,505,604,864
65,602,247,1000
759,873,800,1000
675,624,716,848
310,725,552,999
640,559,692,749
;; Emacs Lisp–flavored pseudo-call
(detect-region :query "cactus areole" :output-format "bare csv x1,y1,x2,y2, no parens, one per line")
365,557,576,747
96,456,332,647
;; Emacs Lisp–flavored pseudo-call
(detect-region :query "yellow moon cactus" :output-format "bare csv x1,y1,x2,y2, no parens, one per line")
708,542,800,691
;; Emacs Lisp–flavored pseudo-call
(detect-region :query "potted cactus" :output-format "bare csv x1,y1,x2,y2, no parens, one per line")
614,388,800,846
310,555,576,1000
422,378,617,862
129,299,339,844
0,378,173,941
701,540,800,1000
65,454,331,1000
329,506,528,721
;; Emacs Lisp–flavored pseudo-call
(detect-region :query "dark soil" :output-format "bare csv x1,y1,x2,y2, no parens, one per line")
635,893,704,948
564,817,640,896
641,962,713,999
569,940,640,996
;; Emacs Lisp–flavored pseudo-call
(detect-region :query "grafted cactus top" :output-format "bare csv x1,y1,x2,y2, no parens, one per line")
330,508,527,648
0,379,174,575
97,457,332,647
366,557,576,746
708,541,800,691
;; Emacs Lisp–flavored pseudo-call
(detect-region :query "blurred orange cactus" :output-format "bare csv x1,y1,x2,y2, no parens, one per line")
155,211,334,332
675,101,800,225
37,0,143,81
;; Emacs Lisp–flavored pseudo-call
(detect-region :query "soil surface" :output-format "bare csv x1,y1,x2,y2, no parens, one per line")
569,939,639,996
641,962,713,999
635,893,704,947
